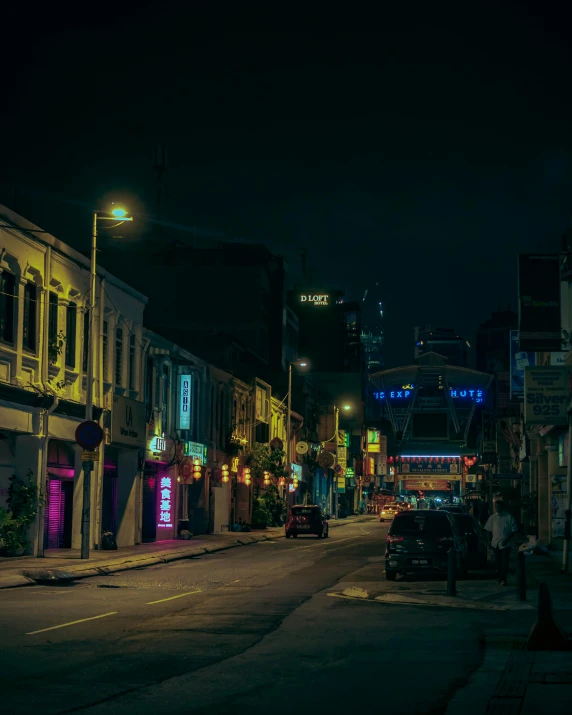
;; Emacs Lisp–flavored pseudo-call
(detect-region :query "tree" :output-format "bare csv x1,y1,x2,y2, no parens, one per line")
246,444,290,527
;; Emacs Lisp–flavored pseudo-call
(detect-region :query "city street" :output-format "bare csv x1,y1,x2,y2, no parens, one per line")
0,520,537,715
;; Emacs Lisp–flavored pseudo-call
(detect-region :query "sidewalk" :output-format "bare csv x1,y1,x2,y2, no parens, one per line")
0,514,376,589
446,545,572,714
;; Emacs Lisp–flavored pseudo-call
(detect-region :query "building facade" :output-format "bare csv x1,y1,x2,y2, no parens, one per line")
0,205,147,554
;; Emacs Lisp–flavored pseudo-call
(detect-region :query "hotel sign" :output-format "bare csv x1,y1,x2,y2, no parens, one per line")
299,294,329,306
111,395,146,448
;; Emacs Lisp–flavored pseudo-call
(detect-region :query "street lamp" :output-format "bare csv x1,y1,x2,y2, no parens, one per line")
286,358,309,497
81,204,133,560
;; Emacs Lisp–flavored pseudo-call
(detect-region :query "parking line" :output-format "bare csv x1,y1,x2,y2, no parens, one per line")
147,589,202,605
26,612,118,635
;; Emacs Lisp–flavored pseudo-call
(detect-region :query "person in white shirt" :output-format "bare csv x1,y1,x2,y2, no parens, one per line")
484,501,519,585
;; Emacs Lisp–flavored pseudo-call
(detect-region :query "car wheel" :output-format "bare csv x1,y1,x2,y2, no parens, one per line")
293,533,298,538
286,533,291,539
317,531,323,538
324,528,329,538
386,571,397,581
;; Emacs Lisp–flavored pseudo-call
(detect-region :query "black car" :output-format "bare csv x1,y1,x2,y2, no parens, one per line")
385,509,468,581
450,513,488,569
438,504,467,514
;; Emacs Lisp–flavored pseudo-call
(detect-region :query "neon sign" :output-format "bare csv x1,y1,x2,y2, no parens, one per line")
179,375,191,429
373,388,483,403
299,294,329,306
157,475,173,529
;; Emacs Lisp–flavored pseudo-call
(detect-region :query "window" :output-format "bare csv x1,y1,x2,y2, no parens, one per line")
22,283,37,351
128,334,136,390
0,272,16,343
82,310,90,372
65,302,76,367
48,293,58,342
162,364,170,434
102,321,108,380
115,327,123,386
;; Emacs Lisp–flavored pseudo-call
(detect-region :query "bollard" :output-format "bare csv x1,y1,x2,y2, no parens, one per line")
447,547,457,597
527,582,570,651
517,551,527,602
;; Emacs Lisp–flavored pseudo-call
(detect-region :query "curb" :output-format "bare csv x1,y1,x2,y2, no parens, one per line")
328,587,534,611
2,515,375,589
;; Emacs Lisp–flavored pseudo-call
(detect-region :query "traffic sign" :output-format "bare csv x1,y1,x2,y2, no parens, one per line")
75,421,104,450
81,450,100,462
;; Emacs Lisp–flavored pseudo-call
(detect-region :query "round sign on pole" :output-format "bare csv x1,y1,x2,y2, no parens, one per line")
296,441,309,455
318,451,335,469
75,421,104,451
270,437,284,451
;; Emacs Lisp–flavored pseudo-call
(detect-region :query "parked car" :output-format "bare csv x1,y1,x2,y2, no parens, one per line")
379,505,399,522
450,513,488,569
438,504,467,514
285,505,329,539
385,509,468,581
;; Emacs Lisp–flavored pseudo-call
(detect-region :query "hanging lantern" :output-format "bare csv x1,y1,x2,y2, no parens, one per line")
244,467,251,486
293,478,299,489
222,464,230,483
278,477,285,487
193,458,202,480
263,470,270,486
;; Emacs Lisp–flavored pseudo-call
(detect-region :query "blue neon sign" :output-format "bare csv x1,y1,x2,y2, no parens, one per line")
373,387,483,403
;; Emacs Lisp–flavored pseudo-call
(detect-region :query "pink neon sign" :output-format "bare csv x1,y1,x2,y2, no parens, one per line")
157,475,173,529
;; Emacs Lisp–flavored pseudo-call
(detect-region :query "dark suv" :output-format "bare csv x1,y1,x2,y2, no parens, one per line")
385,510,467,581
285,505,329,539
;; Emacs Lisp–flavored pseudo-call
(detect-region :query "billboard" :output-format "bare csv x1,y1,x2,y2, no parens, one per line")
510,330,535,400
400,457,459,474
518,254,561,351
524,366,570,425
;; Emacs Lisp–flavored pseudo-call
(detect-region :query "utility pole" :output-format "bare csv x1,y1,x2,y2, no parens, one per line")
81,211,98,560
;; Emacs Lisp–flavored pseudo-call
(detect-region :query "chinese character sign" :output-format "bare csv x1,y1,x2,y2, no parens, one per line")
157,475,174,534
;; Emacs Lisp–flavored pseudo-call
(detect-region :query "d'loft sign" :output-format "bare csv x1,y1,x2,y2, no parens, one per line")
300,294,329,306
373,386,484,403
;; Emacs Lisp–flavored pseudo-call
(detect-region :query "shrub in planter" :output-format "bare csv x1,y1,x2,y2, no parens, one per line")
0,472,42,556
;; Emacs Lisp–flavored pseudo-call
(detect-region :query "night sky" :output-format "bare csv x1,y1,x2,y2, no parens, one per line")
3,4,572,367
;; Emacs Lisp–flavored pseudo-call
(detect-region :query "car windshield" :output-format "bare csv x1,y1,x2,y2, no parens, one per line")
390,513,452,537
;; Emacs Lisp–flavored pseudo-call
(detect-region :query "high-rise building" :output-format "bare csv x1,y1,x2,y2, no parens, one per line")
414,326,469,367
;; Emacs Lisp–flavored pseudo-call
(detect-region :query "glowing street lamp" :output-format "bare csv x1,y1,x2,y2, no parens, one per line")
81,203,133,560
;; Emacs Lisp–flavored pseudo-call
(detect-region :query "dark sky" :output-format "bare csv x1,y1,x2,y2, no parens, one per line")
3,3,572,367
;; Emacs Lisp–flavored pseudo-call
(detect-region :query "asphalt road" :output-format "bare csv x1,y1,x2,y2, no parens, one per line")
0,520,532,715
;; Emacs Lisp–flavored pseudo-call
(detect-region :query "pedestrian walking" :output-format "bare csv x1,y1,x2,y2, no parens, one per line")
484,500,519,586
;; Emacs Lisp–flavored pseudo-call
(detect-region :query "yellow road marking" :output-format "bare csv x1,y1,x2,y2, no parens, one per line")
297,535,360,550
26,612,118,635
147,589,201,605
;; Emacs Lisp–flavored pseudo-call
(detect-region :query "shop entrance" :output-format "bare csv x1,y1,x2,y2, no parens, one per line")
44,440,75,550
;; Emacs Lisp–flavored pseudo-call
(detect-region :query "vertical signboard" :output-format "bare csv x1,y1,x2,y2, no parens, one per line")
524,366,570,425
367,429,380,453
510,330,535,400
178,374,192,430
551,475,567,538
518,254,561,351
157,473,175,538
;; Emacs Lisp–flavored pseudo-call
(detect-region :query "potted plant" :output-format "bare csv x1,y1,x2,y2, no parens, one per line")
0,472,42,556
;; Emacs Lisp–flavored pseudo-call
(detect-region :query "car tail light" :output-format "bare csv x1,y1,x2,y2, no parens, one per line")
436,537,452,543
387,535,404,543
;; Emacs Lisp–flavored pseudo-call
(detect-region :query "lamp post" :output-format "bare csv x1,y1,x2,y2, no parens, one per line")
329,403,352,519
81,205,133,560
